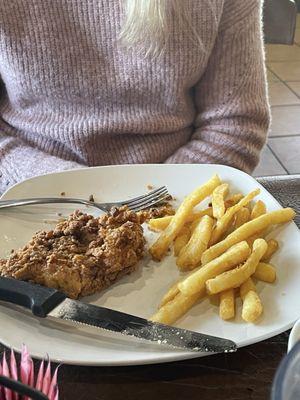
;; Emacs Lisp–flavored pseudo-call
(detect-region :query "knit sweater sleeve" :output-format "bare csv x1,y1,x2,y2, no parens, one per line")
0,133,83,194
165,0,270,173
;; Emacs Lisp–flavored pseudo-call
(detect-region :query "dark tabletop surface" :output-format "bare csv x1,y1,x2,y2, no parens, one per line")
1,174,299,400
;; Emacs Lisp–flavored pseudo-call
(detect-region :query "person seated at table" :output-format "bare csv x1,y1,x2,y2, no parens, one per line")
0,0,270,193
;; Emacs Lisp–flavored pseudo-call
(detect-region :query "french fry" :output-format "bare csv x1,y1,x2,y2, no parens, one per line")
209,294,220,307
205,239,267,294
210,189,260,245
251,200,267,220
148,176,292,326
234,207,251,229
209,193,242,209
262,239,279,262
174,226,191,256
220,207,250,238
150,290,205,325
148,216,174,232
149,175,221,260
190,208,214,220
240,278,263,323
246,230,266,247
212,183,229,219
246,201,267,246
148,208,213,232
240,276,256,298
253,262,276,283
219,289,235,320
178,241,250,297
190,217,201,232
201,208,295,265
159,282,180,308
176,215,214,271
224,193,244,208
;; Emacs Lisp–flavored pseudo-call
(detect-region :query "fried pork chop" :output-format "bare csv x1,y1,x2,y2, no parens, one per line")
0,207,145,299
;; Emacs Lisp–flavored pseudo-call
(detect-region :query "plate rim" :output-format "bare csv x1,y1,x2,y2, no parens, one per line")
1,163,269,200
0,312,297,366
288,319,300,352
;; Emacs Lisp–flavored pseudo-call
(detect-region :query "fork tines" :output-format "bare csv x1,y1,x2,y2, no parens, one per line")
124,186,170,212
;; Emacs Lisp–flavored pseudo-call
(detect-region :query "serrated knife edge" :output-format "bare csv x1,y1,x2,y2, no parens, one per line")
49,298,237,353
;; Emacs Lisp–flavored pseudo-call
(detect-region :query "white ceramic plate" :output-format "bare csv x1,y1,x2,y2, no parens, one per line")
288,319,300,352
0,164,300,366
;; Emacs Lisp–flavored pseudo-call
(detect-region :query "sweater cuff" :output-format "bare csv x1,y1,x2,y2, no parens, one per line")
164,138,256,174
0,141,83,194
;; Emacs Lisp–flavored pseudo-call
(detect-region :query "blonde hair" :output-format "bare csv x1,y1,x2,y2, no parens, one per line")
120,0,202,56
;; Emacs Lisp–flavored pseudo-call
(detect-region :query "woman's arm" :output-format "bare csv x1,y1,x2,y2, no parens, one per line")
0,134,82,194
166,0,270,173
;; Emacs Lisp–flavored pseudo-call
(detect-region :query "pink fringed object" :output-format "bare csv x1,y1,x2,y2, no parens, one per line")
0,345,59,400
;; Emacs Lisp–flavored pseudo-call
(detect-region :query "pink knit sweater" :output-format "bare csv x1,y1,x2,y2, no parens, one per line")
0,0,270,194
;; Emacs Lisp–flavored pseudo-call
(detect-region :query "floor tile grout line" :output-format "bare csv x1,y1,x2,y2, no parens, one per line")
270,102,300,107
267,60,300,63
266,144,290,174
269,80,300,84
283,81,300,100
267,59,300,63
266,66,296,87
266,65,300,84
268,60,300,63
266,66,300,102
266,37,300,53
267,62,300,88
271,103,300,108
264,40,299,175
267,66,298,86
269,134,300,139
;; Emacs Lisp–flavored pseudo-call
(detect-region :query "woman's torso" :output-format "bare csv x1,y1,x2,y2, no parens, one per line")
0,0,223,165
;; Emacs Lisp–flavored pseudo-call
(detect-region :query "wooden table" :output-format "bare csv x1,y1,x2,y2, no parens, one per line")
1,175,299,400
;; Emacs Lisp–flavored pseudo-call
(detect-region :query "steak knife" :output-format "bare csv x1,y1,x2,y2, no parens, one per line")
0,277,236,353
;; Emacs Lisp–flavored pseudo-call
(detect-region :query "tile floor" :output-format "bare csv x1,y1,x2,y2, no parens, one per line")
253,13,300,177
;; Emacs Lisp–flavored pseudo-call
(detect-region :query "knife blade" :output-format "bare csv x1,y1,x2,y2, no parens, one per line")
0,277,236,353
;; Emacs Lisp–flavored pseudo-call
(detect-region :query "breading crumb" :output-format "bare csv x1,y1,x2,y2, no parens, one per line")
60,192,66,196
147,184,154,190
89,194,95,202
137,204,175,223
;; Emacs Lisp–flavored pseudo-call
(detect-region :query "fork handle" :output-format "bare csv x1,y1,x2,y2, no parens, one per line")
0,197,93,210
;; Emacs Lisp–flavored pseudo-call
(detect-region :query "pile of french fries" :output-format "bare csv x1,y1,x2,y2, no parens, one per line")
148,175,295,325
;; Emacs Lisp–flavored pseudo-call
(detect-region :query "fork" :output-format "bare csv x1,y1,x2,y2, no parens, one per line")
0,186,170,213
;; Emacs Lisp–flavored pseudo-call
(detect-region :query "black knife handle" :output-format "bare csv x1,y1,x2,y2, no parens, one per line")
0,277,66,317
